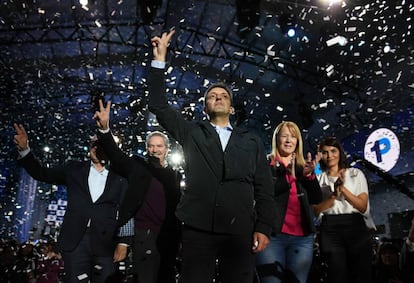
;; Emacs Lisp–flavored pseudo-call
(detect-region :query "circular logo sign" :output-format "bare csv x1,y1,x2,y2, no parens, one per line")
364,128,400,172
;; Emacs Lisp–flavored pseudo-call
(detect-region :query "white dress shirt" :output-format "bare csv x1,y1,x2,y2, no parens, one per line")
211,123,233,151
88,163,108,202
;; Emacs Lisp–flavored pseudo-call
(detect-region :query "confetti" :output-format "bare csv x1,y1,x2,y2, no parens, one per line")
0,0,413,247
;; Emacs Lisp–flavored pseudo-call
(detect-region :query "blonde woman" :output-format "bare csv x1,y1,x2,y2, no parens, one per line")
256,121,322,283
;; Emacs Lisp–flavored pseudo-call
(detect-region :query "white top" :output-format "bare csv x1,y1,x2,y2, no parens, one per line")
317,167,376,229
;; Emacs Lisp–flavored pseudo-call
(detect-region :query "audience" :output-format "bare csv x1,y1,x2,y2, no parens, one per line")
0,237,134,282
372,241,402,283
1,205,414,283
35,240,64,283
400,217,414,283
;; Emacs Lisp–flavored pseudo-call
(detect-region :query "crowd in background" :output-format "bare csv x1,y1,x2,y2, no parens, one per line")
1,224,414,283
0,238,64,283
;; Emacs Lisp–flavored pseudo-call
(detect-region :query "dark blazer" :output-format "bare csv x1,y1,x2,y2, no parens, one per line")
270,162,322,235
96,131,179,232
148,67,275,237
17,152,129,256
97,131,181,265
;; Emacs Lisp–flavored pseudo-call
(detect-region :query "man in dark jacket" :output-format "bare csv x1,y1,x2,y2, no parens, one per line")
146,30,275,283
93,108,181,283
13,123,132,283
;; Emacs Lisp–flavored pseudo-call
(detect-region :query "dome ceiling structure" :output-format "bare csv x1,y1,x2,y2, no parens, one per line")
0,0,413,181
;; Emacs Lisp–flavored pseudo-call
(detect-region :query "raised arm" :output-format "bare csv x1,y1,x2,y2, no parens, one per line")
13,123,66,185
93,99,111,131
151,30,175,62
13,123,29,151
93,100,135,177
148,30,191,144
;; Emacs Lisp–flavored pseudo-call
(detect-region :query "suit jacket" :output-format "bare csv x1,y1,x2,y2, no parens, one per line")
96,131,153,226
97,131,181,254
148,66,275,237
17,152,129,256
270,163,322,235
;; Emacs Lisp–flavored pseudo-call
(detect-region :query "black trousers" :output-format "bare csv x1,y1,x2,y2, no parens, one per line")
319,214,373,283
132,229,160,283
61,230,116,283
179,225,255,283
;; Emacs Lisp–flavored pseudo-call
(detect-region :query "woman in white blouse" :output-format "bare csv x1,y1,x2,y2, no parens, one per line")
314,137,375,283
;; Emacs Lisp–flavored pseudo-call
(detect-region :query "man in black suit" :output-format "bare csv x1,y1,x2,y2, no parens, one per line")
147,30,275,283
93,105,181,283
13,123,133,283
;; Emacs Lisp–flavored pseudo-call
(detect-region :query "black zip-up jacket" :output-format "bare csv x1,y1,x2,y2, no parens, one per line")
270,162,322,235
148,66,275,237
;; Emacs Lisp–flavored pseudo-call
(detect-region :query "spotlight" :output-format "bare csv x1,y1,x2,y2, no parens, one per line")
279,13,297,38
169,152,183,165
287,28,296,38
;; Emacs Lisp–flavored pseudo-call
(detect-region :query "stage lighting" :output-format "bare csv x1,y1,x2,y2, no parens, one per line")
287,28,296,38
170,152,183,166
279,13,297,38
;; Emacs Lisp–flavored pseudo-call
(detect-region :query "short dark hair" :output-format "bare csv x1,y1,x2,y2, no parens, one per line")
203,82,233,106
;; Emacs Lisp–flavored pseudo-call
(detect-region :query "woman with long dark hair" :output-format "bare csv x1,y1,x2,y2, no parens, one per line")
314,137,375,283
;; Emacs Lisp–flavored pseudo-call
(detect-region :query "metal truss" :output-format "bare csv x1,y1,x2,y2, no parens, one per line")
0,20,361,100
